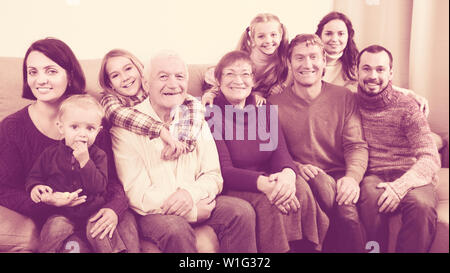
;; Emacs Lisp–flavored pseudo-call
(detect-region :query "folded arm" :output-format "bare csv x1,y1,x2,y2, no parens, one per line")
389,109,441,199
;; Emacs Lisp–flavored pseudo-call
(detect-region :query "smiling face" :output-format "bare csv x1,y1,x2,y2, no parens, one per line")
290,42,326,88
57,106,102,149
320,19,348,56
251,21,282,56
357,51,393,95
144,55,188,119
26,51,68,104
219,60,254,107
106,56,142,97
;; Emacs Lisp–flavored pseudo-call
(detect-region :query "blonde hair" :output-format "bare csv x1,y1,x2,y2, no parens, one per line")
98,48,145,94
58,94,105,122
237,13,288,54
236,13,289,94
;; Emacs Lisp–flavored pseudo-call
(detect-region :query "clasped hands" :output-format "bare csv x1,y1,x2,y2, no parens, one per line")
160,188,216,223
160,127,187,161
258,168,300,214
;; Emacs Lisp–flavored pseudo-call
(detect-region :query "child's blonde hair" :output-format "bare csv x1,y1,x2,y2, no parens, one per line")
98,48,145,95
236,13,289,95
58,94,105,122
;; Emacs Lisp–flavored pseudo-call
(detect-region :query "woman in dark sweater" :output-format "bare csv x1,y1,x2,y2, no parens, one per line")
0,38,139,252
205,51,329,252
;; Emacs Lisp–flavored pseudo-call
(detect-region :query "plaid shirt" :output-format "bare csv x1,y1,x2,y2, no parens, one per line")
101,92,205,152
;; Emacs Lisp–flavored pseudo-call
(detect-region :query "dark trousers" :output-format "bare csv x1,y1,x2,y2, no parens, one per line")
138,195,257,253
359,173,437,253
306,172,366,252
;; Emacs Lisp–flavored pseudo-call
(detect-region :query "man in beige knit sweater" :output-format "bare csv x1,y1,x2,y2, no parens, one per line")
111,51,256,253
269,34,368,252
356,45,440,253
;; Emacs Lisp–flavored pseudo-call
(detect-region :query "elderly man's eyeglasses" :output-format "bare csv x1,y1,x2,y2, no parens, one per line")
222,72,253,80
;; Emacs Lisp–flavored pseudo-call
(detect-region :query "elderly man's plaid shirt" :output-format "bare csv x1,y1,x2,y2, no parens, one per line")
101,92,205,152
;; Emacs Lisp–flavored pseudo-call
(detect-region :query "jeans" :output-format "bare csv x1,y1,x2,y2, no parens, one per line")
138,195,257,253
359,173,438,252
306,172,366,252
86,209,140,253
39,209,140,253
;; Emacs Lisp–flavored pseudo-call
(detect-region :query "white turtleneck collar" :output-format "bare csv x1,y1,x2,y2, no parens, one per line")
326,51,343,66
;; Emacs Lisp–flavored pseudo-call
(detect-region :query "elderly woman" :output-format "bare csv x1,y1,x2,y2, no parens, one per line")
205,50,329,252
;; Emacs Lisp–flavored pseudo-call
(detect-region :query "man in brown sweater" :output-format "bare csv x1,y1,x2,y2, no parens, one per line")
269,34,368,252
356,45,440,253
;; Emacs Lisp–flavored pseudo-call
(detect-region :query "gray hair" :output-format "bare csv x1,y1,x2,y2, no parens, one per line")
143,50,189,82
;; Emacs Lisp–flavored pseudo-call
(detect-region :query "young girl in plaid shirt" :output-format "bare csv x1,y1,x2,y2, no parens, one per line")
98,49,204,159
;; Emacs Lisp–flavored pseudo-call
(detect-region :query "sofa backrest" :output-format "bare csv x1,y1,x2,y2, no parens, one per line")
0,57,210,121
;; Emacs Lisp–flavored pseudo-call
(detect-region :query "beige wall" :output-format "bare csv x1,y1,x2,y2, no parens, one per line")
409,0,449,134
1,0,333,64
333,0,413,88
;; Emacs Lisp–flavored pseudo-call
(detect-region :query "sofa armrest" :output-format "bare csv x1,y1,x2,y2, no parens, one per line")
439,133,449,168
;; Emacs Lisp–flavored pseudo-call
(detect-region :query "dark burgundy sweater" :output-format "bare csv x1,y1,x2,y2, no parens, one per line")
0,106,128,222
206,93,297,193
25,141,108,221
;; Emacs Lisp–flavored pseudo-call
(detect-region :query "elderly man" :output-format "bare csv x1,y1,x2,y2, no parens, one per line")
111,51,256,253
269,34,368,252
356,45,440,253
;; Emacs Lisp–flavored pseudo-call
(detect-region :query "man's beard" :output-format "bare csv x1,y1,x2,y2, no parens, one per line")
359,79,388,96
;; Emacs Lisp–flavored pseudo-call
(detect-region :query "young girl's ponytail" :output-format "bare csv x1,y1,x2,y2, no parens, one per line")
237,26,252,53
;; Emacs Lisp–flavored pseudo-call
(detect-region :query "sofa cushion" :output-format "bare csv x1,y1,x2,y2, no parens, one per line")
0,57,31,121
430,201,449,252
436,168,449,202
0,206,39,252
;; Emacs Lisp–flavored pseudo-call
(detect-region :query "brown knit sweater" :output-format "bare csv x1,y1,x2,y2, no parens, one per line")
269,81,368,183
357,83,440,199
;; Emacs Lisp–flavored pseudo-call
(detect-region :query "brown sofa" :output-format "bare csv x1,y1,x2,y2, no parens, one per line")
0,57,448,253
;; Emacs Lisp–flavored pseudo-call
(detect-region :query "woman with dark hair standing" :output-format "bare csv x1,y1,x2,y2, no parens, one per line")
0,38,139,252
315,11,359,92
316,11,429,115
